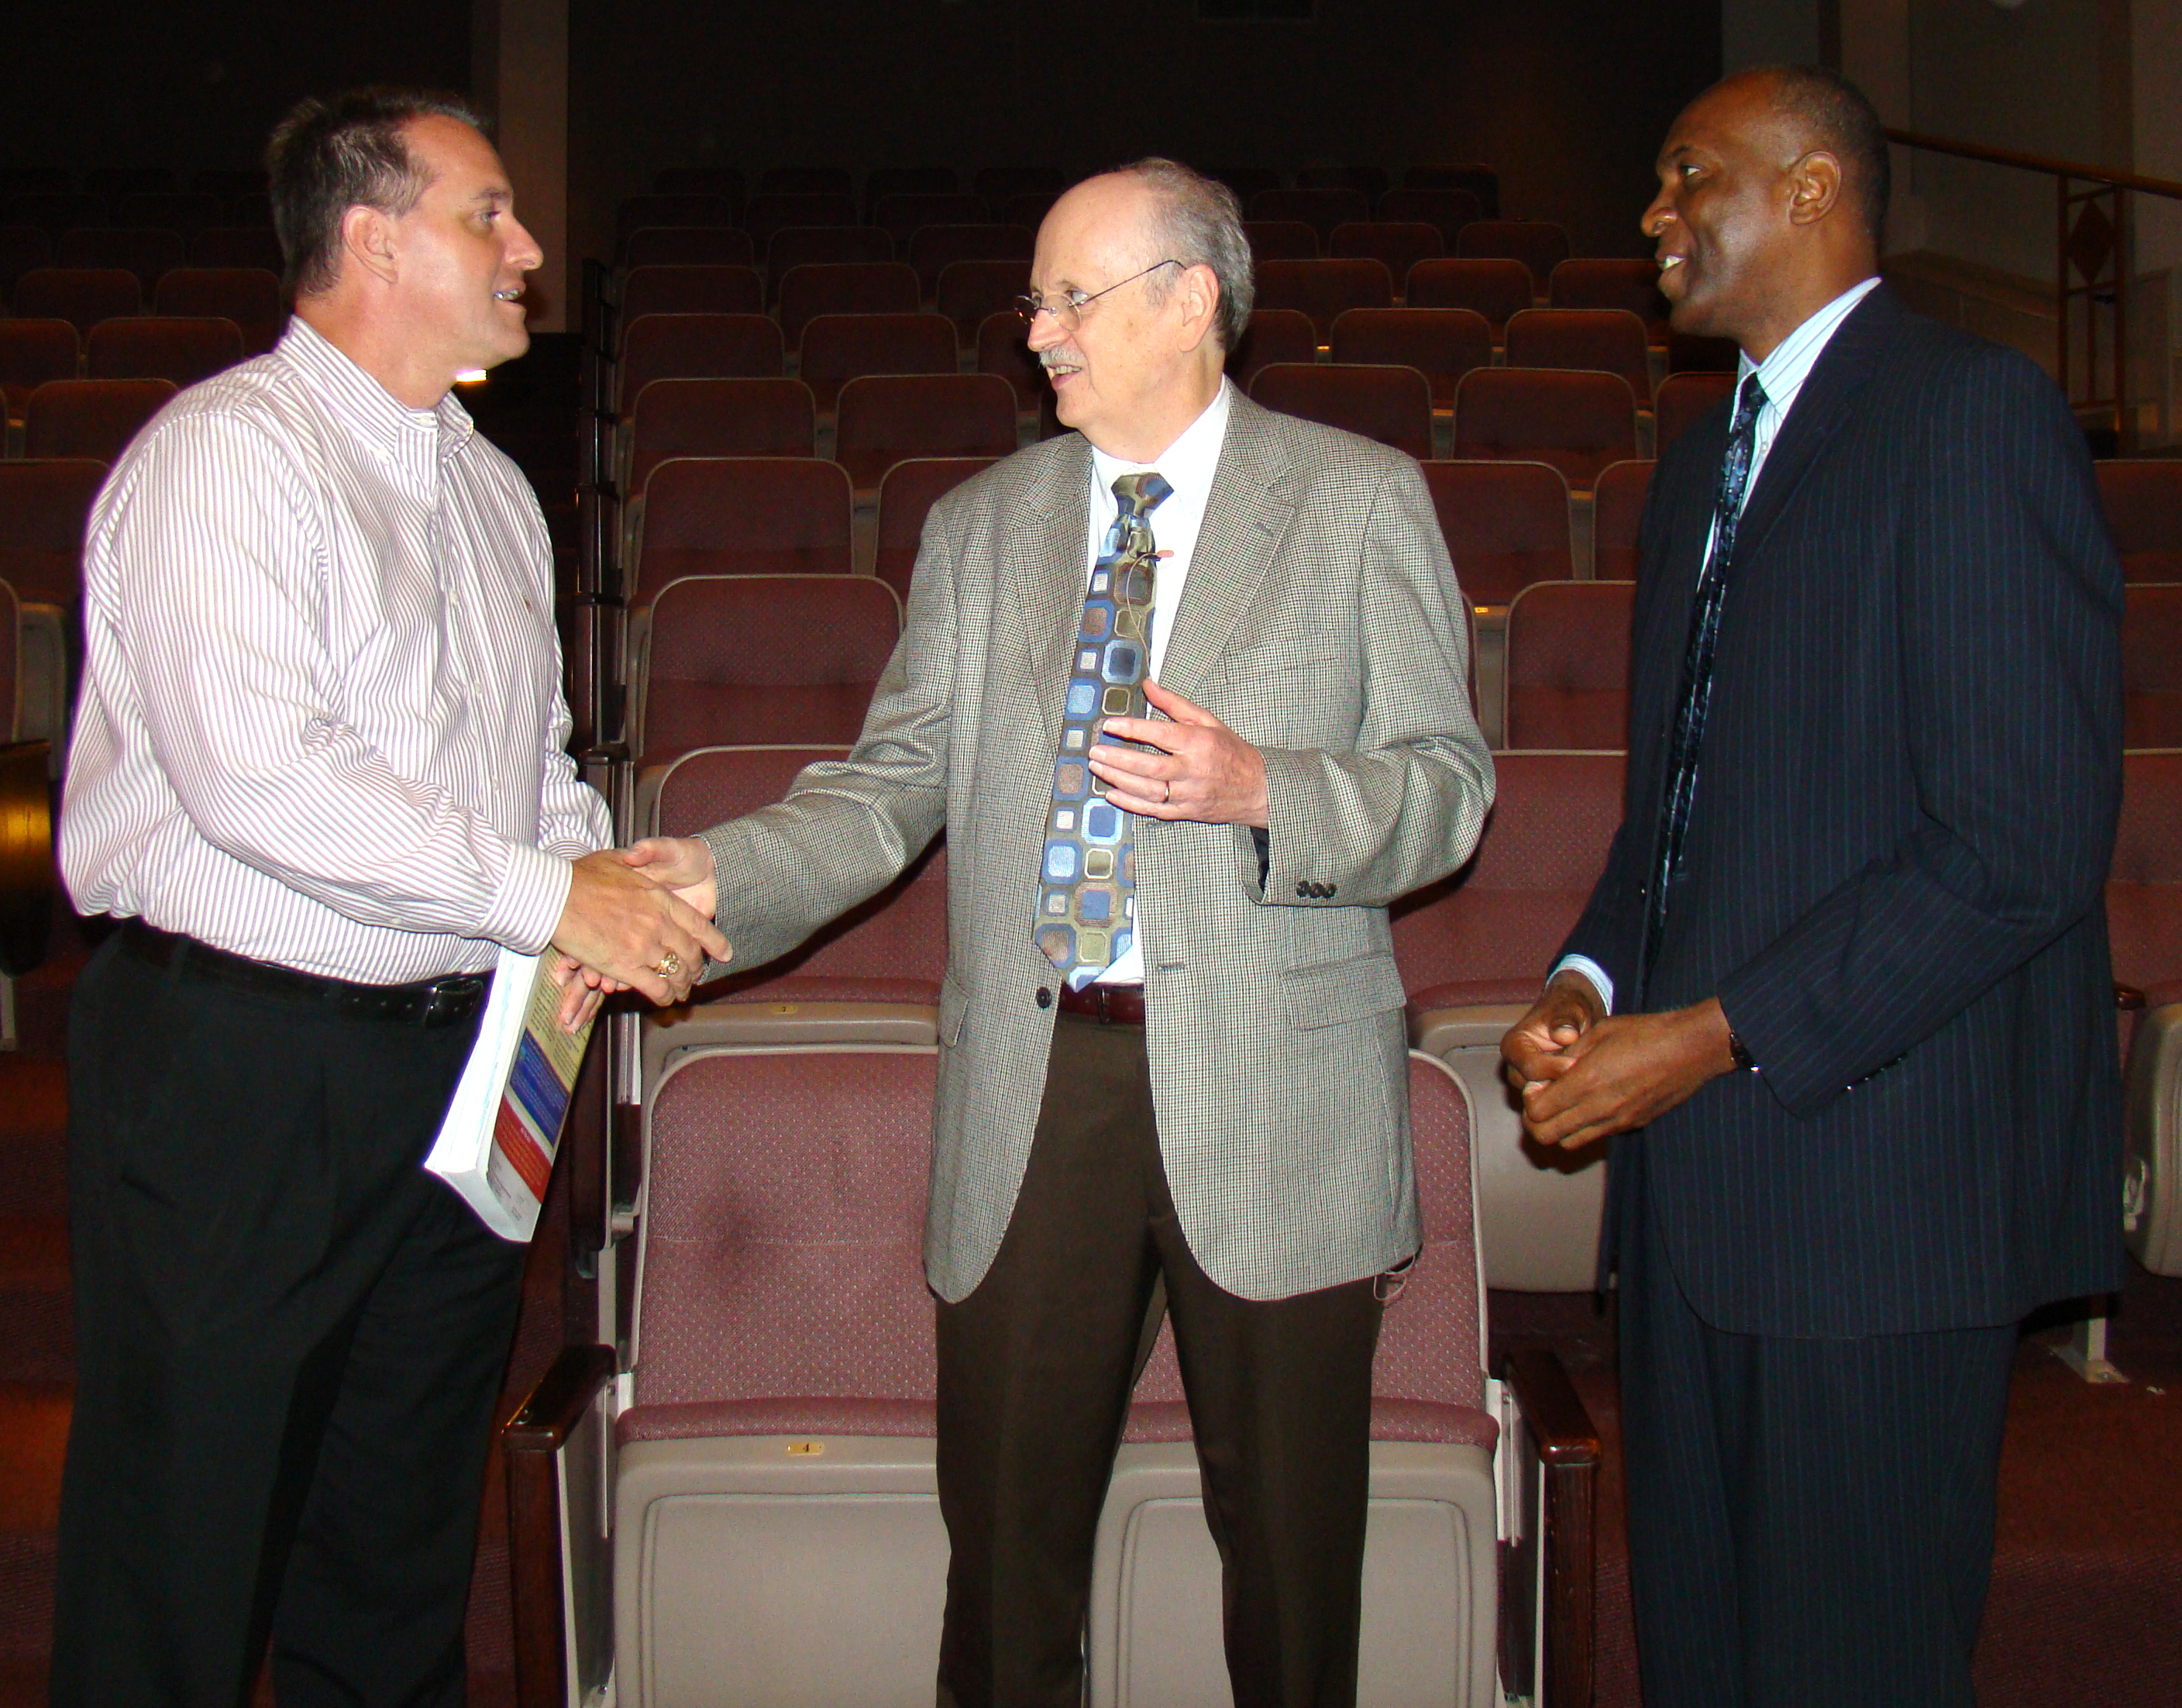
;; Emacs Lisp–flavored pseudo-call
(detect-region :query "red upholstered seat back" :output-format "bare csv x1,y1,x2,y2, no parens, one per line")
24,377,174,463
621,226,755,270
1453,367,1639,491
876,457,999,602
1330,221,1446,283
1655,370,1736,456
1225,309,1318,390
1502,579,1634,749
1254,258,1396,339
1505,308,1654,404
618,263,763,330
1330,307,1491,405
873,193,986,247
777,263,921,347
637,457,853,597
0,459,108,606
86,315,241,386
618,312,783,413
0,319,78,414
1249,362,1432,460
2098,461,2182,583
742,191,861,252
55,227,186,293
1549,257,1668,331
764,226,893,295
1248,187,1371,244
2124,587,2182,749
797,310,955,413
1455,220,1571,296
976,309,1045,405
626,377,816,492
615,192,735,254
1405,257,1532,332
153,267,283,354
1591,458,1654,582
15,267,142,337
1421,460,1571,608
832,372,1016,491
936,259,1031,343
1243,220,1320,263
1376,187,1482,252
907,225,1032,298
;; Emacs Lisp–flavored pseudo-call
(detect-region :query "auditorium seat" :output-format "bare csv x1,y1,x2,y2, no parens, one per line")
1455,221,1570,297
635,458,854,601
1254,258,1395,339
653,167,746,214
1299,165,1390,198
622,226,755,270
1250,363,1432,460
763,227,894,299
645,747,947,1044
2098,461,2182,582
1396,750,1624,1287
866,167,958,217
1225,308,1320,389
0,319,77,415
759,167,855,198
1210,167,1282,204
1504,308,1654,404
1405,164,1500,218
82,168,172,197
1378,187,1483,251
1548,257,1668,333
1330,221,1444,286
1452,368,1640,490
618,263,763,329
112,191,224,239
1242,220,1320,262
976,310,1045,408
618,314,785,412
776,262,922,346
13,267,142,336
1422,460,1573,608
0,193,108,241
23,377,174,463
875,456,1000,601
187,226,284,272
1668,331,1740,373
2112,750,2182,1275
625,378,817,496
153,267,284,354
832,372,1017,491
2124,586,2182,749
1502,580,1633,749
741,191,861,253
0,225,52,302
907,225,1034,300
616,193,736,256
976,166,1066,204
1654,370,1735,454
1589,459,1653,581
797,312,957,413
636,573,901,761
505,1044,1598,1706
872,193,987,248
0,458,108,607
1404,257,1533,336
1330,307,1491,405
936,259,1031,346
1248,187,1371,245
1000,191,1061,232
85,315,242,386
229,193,276,229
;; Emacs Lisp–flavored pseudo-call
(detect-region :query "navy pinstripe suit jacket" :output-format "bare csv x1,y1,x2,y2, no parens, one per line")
1563,286,2126,1338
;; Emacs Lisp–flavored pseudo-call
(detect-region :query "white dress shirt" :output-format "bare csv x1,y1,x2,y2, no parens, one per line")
1554,276,1881,1014
1082,377,1234,984
62,317,610,985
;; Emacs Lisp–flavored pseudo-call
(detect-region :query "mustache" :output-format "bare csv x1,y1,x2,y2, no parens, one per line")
1038,350,1079,370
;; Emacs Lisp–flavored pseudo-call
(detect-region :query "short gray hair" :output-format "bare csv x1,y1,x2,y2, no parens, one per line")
1115,157,1254,350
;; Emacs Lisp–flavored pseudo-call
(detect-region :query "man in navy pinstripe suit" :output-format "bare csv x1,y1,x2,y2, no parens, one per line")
1502,66,2124,1706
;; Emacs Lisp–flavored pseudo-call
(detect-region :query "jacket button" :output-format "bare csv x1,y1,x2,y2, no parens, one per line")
1325,883,1337,897
1035,987,1052,1008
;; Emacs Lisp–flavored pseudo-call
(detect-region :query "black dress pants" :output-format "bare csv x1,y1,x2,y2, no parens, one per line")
1616,1146,2019,1708
52,934,528,1708
934,1012,1385,1708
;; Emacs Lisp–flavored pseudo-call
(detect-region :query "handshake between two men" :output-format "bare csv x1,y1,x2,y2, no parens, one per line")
544,839,727,1029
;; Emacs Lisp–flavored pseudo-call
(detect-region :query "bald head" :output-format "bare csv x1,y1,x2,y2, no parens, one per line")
1750,64,1891,243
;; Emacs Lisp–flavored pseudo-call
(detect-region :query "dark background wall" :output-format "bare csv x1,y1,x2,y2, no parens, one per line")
566,0,1721,266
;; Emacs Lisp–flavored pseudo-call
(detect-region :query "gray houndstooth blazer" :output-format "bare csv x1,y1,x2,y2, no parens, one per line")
697,391,1493,1301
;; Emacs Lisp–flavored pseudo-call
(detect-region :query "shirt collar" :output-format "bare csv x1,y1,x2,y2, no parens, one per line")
1088,377,1234,504
1739,276,1881,420
275,316,477,466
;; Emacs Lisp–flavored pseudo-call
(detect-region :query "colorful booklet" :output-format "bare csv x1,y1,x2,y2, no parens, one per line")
425,948,596,1241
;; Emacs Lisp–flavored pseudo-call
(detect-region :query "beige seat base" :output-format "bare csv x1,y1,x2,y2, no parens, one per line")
2125,1002,2182,1276
1412,1004,1608,1291
1087,1440,1500,1708
642,1000,939,1093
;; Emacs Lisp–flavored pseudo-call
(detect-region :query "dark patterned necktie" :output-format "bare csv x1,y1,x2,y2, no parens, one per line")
1643,373,1767,983
1034,470,1172,990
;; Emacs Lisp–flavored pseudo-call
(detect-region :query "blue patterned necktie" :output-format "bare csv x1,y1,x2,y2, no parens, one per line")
1034,470,1172,990
1643,373,1767,983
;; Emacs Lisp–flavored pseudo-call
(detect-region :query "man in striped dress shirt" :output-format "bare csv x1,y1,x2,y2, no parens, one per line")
51,91,726,1705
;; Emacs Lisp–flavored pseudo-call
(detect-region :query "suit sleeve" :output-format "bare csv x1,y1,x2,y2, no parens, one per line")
1714,344,2124,1117
1251,455,1495,908
697,498,955,973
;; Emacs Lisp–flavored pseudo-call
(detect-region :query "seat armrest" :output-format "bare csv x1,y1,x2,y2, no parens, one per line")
2118,983,2149,1011
1504,1347,1599,1708
0,741,54,979
504,1345,617,1708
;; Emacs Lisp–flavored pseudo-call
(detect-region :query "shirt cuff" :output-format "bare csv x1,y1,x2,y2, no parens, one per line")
476,842,574,956
1549,953,1615,1015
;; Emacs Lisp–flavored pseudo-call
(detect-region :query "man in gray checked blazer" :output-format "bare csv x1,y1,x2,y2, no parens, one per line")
629,158,1492,1707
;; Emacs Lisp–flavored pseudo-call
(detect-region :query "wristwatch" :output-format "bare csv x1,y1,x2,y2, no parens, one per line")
1727,1028,1757,1073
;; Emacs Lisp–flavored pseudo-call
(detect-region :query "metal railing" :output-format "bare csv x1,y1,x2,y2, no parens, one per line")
1885,129,2182,450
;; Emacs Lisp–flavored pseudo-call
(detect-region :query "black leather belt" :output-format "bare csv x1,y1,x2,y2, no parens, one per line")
121,918,493,1028
1056,982,1146,1026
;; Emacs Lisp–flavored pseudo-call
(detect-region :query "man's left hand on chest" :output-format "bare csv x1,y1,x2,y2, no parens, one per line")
1091,680,1270,829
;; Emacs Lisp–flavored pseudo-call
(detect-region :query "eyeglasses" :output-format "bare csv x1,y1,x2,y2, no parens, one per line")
1014,259,1184,332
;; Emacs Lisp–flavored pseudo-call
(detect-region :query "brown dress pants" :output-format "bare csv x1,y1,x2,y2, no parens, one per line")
934,1011,1384,1708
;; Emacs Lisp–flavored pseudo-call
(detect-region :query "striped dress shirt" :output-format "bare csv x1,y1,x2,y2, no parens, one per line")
61,316,610,986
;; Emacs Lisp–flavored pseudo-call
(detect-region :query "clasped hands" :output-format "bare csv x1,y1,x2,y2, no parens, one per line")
545,847,726,1031
1499,973,1740,1149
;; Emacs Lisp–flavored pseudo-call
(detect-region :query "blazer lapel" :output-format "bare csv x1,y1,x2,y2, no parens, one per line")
1728,286,1898,573
1155,394,1299,704
1010,432,1095,739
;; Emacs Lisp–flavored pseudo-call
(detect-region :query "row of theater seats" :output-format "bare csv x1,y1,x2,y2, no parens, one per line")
0,225,284,303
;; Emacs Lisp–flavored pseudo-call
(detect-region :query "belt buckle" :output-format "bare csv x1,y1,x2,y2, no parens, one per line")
418,976,484,1028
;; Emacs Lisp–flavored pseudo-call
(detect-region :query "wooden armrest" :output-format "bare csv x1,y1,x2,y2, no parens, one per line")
0,741,55,980
1504,1347,1599,1708
505,1345,616,1708
2118,983,2149,1012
